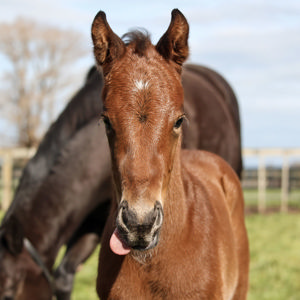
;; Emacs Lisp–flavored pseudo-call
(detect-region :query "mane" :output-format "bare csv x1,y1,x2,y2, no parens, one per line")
122,30,152,56
5,67,104,219
31,66,103,168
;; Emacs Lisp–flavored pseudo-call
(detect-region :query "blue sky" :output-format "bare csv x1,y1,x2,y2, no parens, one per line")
1,0,300,150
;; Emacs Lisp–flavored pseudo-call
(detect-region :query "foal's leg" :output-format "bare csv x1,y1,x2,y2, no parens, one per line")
54,232,100,300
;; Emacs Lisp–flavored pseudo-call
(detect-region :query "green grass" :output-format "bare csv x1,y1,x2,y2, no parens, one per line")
1,205,300,299
72,250,99,300
246,214,300,300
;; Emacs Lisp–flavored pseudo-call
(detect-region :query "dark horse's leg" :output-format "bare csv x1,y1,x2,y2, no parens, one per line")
54,234,100,300
54,201,110,300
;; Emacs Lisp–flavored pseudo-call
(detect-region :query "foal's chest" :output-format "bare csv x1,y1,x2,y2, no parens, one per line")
105,253,220,300
107,256,168,299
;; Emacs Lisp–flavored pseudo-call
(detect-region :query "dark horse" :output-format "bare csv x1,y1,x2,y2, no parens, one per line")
0,15,242,300
92,9,249,299
0,69,111,300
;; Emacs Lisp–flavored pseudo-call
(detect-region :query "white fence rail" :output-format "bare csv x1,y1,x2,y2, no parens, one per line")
0,147,36,210
243,148,300,213
0,147,300,213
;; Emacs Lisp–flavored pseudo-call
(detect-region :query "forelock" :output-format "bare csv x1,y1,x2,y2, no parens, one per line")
122,30,152,57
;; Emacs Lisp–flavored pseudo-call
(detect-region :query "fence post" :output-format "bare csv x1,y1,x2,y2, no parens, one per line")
281,154,289,213
258,154,266,213
1,151,13,211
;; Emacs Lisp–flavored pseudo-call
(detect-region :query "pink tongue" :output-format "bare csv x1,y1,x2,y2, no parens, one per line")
110,229,131,255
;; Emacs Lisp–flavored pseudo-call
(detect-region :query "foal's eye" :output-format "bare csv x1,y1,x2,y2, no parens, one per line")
102,115,113,132
174,116,185,130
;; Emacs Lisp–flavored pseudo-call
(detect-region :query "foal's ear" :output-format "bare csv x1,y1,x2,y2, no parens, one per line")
91,11,125,74
0,216,24,255
156,9,189,69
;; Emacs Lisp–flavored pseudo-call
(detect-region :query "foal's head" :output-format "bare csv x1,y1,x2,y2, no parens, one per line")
92,9,189,255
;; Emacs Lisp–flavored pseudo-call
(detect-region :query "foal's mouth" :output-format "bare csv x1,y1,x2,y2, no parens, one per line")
109,201,163,256
110,227,160,255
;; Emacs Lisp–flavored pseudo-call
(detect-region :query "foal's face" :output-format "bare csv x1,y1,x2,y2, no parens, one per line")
92,9,189,253
102,48,185,251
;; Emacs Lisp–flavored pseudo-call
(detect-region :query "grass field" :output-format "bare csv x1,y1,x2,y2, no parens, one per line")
1,202,300,299
246,213,300,300
68,213,300,300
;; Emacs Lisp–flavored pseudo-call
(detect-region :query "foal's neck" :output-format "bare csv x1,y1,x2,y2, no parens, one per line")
163,148,187,236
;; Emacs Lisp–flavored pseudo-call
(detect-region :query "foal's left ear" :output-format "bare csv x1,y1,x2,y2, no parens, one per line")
156,9,189,69
91,11,125,74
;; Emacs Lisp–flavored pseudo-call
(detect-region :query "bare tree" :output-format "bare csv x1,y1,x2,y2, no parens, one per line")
0,18,88,147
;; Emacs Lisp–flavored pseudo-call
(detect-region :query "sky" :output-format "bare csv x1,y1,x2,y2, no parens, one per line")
0,0,300,155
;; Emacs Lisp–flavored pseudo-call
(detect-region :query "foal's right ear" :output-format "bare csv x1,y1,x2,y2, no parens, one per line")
0,216,24,256
156,9,189,71
91,11,125,74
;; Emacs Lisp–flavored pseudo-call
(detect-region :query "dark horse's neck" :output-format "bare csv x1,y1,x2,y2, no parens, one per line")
21,120,110,266
2,67,106,266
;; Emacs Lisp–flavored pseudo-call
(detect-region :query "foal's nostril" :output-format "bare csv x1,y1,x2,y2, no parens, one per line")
154,202,163,228
120,201,129,226
118,200,137,232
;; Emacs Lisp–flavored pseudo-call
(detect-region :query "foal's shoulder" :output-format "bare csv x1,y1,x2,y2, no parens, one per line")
181,150,243,205
181,149,237,179
181,149,242,211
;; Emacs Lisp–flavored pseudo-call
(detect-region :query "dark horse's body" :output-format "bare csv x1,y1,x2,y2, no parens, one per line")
0,59,242,299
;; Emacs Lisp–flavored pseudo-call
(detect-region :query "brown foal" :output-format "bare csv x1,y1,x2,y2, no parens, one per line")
91,9,249,300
